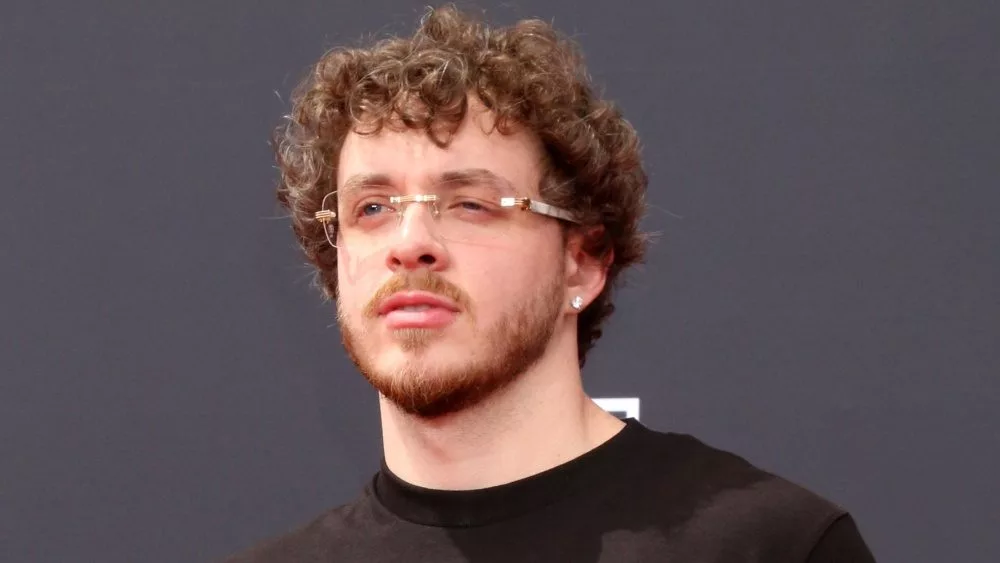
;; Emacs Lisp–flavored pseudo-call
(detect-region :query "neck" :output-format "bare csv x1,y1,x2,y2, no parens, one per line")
378,331,624,490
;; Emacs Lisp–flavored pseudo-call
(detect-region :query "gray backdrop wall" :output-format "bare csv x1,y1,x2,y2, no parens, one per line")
2,1,997,562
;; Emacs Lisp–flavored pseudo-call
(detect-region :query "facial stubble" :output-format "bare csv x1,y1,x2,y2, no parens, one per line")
337,270,565,418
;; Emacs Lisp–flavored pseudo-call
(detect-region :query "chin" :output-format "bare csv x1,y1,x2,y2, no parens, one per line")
385,326,449,351
380,340,461,371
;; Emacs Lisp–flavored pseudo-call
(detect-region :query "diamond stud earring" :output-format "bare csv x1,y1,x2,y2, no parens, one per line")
570,296,584,310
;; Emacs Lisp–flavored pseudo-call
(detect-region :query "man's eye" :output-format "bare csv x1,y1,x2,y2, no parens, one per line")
457,200,487,212
451,196,498,213
359,203,387,217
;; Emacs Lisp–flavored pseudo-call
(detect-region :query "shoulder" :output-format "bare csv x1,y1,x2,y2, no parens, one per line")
635,427,844,514
805,513,877,562
218,494,373,563
628,426,852,559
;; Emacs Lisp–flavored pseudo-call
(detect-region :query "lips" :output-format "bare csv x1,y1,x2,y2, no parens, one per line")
377,291,460,329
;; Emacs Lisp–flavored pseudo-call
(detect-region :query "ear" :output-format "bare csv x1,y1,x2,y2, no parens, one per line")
563,227,612,314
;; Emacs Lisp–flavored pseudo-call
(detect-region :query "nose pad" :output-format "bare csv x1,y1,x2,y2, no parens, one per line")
386,198,450,272
396,198,441,238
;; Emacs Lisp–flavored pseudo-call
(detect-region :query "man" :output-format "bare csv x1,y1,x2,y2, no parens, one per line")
226,5,876,562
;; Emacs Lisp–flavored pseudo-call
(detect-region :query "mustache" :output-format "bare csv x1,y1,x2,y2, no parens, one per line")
363,271,472,318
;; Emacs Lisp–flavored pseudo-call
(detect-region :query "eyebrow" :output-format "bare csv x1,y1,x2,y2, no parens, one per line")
339,168,518,196
438,168,515,191
338,173,394,198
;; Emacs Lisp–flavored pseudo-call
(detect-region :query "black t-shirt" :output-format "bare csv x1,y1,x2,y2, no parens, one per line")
223,419,876,562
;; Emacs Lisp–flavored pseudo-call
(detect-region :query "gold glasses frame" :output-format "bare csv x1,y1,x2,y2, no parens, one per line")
313,190,580,248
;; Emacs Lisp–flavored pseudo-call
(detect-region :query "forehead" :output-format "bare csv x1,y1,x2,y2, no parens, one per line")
336,102,545,195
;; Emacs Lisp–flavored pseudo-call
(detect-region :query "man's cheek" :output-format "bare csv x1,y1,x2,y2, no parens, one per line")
336,246,384,286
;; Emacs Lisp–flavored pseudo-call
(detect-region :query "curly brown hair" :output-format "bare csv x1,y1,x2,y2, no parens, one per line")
274,4,648,366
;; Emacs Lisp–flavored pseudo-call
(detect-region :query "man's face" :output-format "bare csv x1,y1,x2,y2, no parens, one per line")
334,102,568,418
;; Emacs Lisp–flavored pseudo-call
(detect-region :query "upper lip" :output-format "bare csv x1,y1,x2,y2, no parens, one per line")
377,291,460,315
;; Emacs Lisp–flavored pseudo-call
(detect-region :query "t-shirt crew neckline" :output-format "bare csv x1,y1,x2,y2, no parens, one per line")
373,418,648,528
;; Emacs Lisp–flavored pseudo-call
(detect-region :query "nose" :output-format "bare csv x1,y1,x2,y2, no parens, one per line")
385,202,450,272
